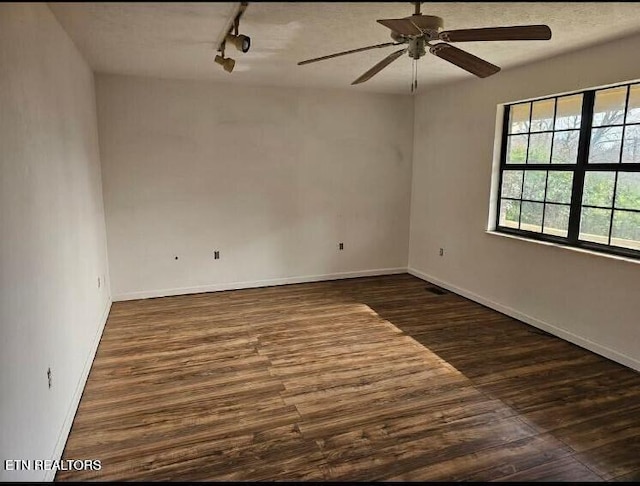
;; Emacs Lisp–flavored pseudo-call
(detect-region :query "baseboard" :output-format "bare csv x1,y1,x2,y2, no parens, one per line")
408,267,640,373
113,267,408,302
45,298,112,482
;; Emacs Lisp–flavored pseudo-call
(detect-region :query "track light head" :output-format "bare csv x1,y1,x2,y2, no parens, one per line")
225,33,251,53
215,54,235,73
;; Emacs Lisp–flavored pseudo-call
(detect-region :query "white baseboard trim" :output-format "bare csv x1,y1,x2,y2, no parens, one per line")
113,267,408,302
45,298,112,482
408,267,640,373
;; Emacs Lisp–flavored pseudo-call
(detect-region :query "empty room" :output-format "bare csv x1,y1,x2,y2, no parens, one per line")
2,1,640,482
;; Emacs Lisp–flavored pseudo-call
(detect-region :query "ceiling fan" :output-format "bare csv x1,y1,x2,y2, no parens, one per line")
298,2,552,88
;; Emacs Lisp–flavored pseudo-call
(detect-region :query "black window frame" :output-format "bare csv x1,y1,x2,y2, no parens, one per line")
495,81,640,261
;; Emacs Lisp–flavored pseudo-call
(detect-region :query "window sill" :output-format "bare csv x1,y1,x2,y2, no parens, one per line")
485,230,640,265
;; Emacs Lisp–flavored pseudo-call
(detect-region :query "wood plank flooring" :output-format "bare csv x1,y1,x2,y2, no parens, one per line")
56,274,640,481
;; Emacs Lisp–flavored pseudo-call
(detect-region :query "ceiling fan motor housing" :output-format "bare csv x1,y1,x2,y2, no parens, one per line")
413,14,443,41
390,14,444,58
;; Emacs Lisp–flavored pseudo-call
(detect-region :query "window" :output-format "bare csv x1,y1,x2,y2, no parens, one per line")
496,81,640,259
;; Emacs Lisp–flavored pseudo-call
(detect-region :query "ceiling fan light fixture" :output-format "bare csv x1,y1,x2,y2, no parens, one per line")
226,33,251,53
408,37,426,59
215,54,235,73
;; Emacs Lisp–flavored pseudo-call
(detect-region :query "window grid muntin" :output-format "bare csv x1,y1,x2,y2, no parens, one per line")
497,81,640,260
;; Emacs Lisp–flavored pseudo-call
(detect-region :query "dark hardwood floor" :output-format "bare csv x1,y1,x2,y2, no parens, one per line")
57,273,640,481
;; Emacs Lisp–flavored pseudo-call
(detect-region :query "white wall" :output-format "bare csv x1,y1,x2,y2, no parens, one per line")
96,74,413,300
0,4,110,481
409,33,640,371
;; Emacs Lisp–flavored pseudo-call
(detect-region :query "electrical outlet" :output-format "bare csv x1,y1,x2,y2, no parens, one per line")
339,242,344,251
47,368,52,389
214,250,220,260
439,248,444,256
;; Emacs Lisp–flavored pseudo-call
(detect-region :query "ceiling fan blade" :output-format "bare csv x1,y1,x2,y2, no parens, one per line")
439,25,552,42
298,42,402,65
352,48,407,85
408,14,444,32
377,18,422,36
429,43,500,78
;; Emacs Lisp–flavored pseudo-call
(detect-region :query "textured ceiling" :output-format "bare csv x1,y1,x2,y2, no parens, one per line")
50,2,640,95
